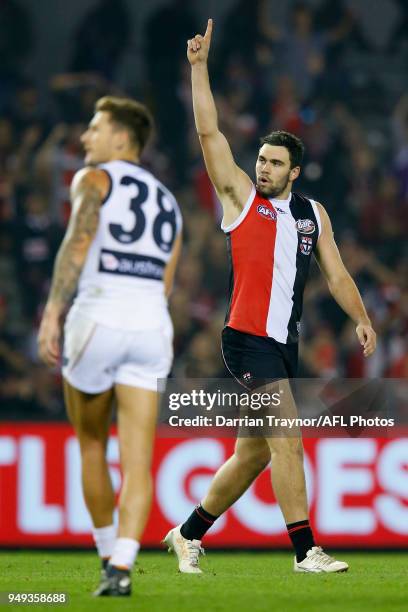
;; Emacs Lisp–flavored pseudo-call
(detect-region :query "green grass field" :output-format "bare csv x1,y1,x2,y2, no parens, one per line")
0,551,406,612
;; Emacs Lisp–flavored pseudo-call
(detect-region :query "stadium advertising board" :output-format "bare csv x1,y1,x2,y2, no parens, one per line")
0,423,407,547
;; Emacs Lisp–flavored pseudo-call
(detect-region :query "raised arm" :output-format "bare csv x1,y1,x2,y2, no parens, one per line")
314,203,376,357
38,167,109,366
187,19,252,226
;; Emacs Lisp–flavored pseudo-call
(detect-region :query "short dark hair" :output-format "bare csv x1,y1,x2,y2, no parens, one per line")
260,131,305,168
95,96,154,152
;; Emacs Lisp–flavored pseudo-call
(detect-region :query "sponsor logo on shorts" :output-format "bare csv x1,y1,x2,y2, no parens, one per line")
99,249,165,280
299,236,313,255
296,219,315,234
257,205,277,221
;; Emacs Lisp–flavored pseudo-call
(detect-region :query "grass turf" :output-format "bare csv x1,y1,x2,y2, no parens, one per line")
0,551,406,612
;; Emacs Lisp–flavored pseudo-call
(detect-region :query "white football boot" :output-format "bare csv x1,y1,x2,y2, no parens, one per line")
163,525,204,574
294,547,349,573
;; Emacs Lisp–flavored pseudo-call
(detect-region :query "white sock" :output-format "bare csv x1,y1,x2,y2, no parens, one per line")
92,524,116,560
109,538,140,570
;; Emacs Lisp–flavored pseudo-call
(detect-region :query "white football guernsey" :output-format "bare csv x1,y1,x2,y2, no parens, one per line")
69,160,182,331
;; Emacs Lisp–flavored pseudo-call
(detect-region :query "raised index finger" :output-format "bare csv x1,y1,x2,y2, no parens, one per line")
204,18,213,42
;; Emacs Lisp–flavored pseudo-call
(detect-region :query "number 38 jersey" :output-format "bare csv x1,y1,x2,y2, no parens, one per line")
71,160,182,331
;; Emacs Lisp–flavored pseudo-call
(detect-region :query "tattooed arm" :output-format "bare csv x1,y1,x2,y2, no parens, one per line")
38,167,109,366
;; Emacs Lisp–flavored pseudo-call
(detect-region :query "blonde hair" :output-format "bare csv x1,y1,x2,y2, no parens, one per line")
95,96,154,152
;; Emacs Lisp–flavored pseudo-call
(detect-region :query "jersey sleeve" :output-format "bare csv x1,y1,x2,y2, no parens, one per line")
174,199,183,235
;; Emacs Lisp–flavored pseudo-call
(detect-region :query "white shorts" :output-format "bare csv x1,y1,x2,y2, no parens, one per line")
62,311,173,393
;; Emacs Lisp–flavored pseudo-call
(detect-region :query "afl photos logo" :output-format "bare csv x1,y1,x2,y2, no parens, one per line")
257,205,277,221
296,219,315,234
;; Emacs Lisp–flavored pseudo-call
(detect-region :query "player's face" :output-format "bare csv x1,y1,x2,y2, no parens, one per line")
81,111,119,165
255,145,300,197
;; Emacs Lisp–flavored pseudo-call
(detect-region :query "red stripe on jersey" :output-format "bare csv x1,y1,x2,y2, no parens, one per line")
227,192,277,336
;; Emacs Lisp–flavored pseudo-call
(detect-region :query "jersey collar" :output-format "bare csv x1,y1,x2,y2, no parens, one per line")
269,192,292,207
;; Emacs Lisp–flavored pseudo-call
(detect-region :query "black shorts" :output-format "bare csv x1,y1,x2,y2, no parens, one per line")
221,326,298,390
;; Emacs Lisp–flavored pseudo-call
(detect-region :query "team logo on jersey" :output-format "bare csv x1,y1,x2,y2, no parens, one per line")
257,205,277,221
299,236,313,255
296,219,315,234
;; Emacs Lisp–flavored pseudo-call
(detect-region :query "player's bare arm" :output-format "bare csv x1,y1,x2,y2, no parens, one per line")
314,202,376,357
187,19,252,226
38,167,109,366
48,168,107,308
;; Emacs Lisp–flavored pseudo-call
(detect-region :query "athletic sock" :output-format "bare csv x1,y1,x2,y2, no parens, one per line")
180,504,219,540
109,537,140,570
92,524,116,561
287,520,316,562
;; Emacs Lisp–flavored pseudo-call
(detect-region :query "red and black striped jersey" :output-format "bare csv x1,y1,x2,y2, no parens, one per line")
222,185,321,344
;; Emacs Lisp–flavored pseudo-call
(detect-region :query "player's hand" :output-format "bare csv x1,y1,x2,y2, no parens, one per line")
187,19,213,66
37,306,61,367
356,323,376,357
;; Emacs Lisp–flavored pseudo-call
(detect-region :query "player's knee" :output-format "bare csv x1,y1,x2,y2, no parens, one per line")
268,437,304,459
78,441,106,467
77,426,107,452
120,450,152,475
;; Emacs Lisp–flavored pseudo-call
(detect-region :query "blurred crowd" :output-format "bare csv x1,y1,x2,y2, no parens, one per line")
0,0,407,419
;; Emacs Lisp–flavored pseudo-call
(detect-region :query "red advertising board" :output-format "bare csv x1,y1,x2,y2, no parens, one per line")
0,423,407,548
